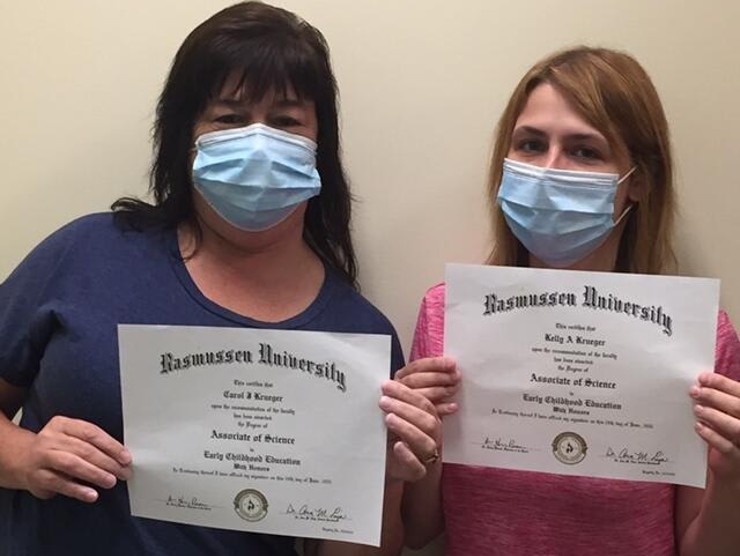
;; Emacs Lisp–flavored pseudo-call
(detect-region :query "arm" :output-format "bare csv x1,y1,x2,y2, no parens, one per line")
0,224,133,501
401,456,443,549
0,412,35,490
395,359,456,549
676,478,740,556
676,312,740,555
0,379,36,488
675,372,740,556
0,378,25,420
394,289,459,549
0,378,132,501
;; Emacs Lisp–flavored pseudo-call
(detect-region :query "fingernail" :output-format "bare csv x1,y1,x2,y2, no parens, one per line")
689,386,701,399
693,405,704,415
100,473,117,489
379,396,392,410
83,488,99,502
439,403,456,415
119,449,132,465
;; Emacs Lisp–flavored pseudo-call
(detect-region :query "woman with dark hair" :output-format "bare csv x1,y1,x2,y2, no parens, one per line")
0,3,439,555
113,0,357,286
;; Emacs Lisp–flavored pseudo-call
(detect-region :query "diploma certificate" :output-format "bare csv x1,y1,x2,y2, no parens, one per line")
119,325,390,546
443,264,719,487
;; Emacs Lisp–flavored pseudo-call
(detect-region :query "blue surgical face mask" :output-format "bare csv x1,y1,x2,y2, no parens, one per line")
496,158,636,267
192,123,321,232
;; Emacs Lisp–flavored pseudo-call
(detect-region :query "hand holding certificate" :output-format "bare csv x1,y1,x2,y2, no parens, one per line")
443,263,720,487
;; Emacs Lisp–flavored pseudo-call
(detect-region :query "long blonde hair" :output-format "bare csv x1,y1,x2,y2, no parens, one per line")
486,46,676,274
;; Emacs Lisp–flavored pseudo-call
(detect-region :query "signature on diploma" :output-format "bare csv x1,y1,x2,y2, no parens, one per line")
165,495,214,511
482,436,530,453
605,446,669,465
286,503,348,522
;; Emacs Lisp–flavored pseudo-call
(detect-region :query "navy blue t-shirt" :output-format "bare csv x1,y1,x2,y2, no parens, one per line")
0,213,404,556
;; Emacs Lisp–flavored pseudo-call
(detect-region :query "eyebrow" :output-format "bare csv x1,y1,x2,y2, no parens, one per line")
512,125,607,143
214,98,309,109
512,126,547,138
274,98,309,108
213,98,244,108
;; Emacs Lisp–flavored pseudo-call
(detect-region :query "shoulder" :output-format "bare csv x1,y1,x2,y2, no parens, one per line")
52,212,117,238
423,282,446,309
417,282,446,325
3,213,114,280
5,212,171,289
29,212,135,256
322,274,398,336
717,310,738,343
29,213,113,252
715,310,740,380
55,212,172,258
320,275,405,372
410,282,446,360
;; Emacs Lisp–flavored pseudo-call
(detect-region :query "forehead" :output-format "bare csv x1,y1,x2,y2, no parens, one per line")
214,72,307,104
515,83,602,136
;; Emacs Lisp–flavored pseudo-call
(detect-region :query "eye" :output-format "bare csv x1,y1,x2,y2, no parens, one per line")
214,113,246,125
514,139,547,154
270,115,303,129
570,146,603,161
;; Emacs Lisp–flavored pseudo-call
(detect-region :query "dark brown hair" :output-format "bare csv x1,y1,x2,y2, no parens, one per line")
112,1,358,286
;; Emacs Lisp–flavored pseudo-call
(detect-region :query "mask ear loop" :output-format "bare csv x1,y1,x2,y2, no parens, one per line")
614,165,638,225
614,203,634,226
617,165,637,184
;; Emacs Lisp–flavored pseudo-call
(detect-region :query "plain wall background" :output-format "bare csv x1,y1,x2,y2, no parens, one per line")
1,1,738,554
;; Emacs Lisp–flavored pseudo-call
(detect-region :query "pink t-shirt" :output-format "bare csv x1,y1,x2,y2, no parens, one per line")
411,283,740,556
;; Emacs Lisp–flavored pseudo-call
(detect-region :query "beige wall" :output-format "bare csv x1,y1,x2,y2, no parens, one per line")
1,1,738,554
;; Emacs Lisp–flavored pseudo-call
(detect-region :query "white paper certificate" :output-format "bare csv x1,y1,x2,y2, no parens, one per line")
119,325,390,546
444,264,720,487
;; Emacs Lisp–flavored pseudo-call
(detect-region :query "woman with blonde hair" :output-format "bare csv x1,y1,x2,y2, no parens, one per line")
396,46,740,555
